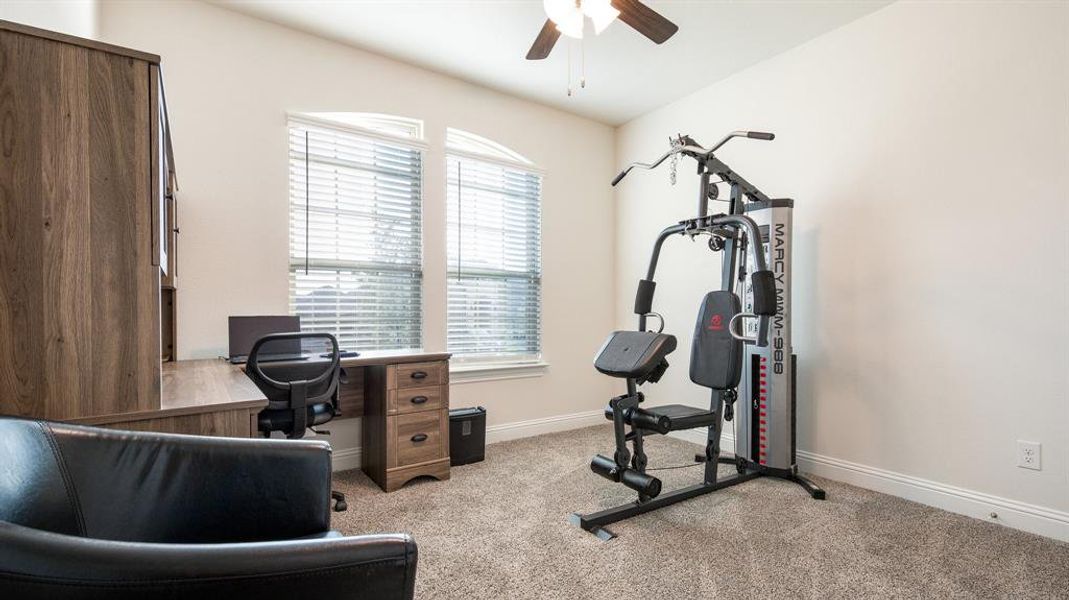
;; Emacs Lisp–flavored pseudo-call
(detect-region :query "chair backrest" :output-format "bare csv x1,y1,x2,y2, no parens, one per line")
0,418,82,536
689,291,743,390
246,332,341,436
0,417,333,543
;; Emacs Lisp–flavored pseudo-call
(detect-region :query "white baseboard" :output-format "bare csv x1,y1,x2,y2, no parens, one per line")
329,409,605,472
668,428,722,448
486,409,605,444
669,430,1069,542
332,447,362,472
796,449,1069,542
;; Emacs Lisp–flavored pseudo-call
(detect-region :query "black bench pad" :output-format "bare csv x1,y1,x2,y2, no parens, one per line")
603,403,718,435
594,331,677,379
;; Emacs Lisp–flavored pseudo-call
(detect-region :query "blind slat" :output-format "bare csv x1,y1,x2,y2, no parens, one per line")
289,120,423,351
446,154,542,358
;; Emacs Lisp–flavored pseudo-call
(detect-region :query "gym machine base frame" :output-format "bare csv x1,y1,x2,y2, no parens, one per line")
570,460,824,541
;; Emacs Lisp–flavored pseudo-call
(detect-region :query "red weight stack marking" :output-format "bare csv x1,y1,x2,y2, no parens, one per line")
759,357,769,465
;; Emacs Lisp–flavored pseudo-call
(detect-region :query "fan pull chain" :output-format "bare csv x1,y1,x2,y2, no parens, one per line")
566,39,573,96
580,37,586,89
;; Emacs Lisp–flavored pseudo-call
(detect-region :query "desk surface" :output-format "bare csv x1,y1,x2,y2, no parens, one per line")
69,350,451,427
161,360,267,411
70,360,267,425
257,349,451,369
342,348,451,366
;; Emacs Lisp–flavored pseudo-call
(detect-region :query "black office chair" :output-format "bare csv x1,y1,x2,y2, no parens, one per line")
246,332,347,511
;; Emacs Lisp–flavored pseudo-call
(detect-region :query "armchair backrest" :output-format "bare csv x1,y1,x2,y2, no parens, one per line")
0,417,333,543
0,418,83,536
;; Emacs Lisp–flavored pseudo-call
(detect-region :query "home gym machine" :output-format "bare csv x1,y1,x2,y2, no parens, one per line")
572,130,825,540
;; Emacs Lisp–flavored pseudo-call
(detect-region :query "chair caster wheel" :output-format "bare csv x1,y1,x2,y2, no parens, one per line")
331,491,347,512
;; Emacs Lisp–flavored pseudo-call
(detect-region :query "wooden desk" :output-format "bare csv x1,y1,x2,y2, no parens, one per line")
67,351,453,492
353,351,451,491
69,360,267,437
329,350,450,420
253,349,453,492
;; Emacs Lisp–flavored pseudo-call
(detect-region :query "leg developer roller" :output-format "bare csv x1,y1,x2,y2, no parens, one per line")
590,454,662,498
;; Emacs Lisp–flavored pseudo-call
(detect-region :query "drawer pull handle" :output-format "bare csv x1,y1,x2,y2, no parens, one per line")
410,433,428,443
410,396,429,404
410,371,428,380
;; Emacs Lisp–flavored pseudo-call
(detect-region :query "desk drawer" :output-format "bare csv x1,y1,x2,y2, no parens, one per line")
390,386,443,415
393,411,446,467
335,366,365,418
393,361,445,390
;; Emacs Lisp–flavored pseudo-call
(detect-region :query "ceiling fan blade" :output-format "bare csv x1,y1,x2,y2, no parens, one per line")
611,0,679,44
526,19,561,60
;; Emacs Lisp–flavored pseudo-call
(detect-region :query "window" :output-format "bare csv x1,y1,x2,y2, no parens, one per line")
302,112,423,141
446,130,542,362
288,115,424,351
446,127,532,165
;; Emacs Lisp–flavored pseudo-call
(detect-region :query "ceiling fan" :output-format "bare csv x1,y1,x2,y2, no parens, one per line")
526,0,678,60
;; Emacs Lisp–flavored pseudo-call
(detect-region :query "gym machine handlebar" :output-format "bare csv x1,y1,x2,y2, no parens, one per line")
637,279,775,344
611,130,775,187
636,213,776,347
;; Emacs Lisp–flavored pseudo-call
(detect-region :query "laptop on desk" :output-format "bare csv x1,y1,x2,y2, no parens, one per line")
227,315,307,364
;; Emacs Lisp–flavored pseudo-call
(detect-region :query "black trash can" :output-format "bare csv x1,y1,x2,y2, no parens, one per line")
449,407,486,466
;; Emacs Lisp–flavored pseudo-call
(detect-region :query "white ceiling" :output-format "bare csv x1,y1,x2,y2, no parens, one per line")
211,0,891,125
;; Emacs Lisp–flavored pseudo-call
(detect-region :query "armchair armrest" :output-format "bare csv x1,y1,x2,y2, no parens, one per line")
44,422,334,542
0,521,417,600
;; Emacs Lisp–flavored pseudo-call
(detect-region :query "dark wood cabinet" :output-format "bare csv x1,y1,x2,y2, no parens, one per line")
0,20,165,420
363,359,452,492
153,64,179,361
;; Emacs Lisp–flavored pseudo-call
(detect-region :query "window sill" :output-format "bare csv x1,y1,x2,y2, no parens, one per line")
449,361,549,384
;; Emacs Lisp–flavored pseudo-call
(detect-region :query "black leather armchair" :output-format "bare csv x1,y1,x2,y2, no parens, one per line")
0,417,417,599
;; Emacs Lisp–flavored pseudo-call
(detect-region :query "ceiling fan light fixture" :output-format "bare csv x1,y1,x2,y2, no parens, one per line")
556,12,585,39
543,0,582,38
583,0,620,34
527,0,676,64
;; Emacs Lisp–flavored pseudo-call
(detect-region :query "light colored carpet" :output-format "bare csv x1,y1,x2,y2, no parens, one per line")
332,425,1069,599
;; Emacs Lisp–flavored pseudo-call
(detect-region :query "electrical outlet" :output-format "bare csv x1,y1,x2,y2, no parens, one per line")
1017,440,1041,471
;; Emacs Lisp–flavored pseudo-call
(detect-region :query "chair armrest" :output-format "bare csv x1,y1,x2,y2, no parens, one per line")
0,521,417,600
44,422,335,542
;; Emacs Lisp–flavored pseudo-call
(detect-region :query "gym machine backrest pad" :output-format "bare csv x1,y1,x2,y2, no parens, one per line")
690,291,742,390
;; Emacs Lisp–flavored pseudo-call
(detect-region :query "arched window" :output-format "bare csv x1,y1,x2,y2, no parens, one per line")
305,112,424,142
445,129,542,362
446,127,533,166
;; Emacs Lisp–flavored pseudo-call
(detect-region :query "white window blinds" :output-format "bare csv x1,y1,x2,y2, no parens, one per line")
446,154,542,360
288,117,423,351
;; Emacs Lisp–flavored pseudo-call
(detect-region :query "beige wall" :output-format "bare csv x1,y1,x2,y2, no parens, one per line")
96,0,618,449
0,0,98,37
615,0,1069,519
